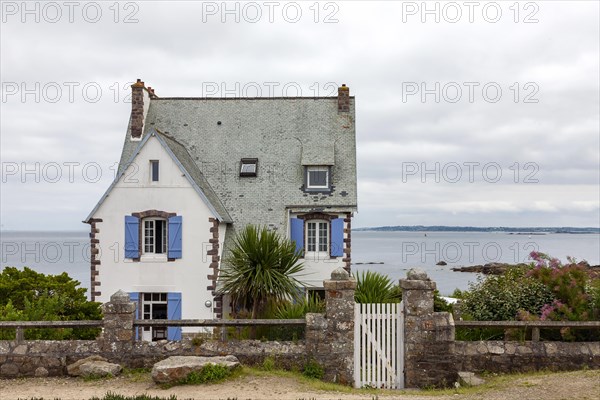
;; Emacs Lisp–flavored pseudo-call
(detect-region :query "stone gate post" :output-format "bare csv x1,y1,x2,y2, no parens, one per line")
306,267,356,385
400,269,456,388
101,290,136,348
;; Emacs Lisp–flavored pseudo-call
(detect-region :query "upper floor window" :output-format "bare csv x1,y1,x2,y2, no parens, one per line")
306,166,330,190
307,220,328,252
124,214,182,260
150,160,159,182
290,215,344,258
143,218,167,254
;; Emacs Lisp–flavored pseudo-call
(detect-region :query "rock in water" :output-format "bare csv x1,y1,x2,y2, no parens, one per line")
151,355,240,384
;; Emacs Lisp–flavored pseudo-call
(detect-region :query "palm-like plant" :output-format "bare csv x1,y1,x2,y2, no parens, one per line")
218,225,305,319
354,271,402,303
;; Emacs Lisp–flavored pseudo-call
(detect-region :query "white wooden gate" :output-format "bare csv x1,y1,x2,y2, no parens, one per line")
353,302,404,389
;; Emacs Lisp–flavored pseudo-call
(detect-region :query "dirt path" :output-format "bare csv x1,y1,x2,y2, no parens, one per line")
0,369,598,400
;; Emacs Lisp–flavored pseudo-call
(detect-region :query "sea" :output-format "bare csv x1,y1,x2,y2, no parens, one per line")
1,230,599,297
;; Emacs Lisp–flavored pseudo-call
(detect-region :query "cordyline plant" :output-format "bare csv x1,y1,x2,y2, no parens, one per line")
217,225,305,320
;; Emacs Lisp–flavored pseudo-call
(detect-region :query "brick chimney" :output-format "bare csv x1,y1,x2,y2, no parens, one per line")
130,79,145,139
338,84,350,113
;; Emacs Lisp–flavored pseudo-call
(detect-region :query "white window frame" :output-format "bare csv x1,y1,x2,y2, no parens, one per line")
306,220,329,253
141,292,167,341
142,218,168,256
306,166,329,190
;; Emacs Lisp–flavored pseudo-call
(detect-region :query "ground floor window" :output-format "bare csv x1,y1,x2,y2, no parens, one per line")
142,292,167,341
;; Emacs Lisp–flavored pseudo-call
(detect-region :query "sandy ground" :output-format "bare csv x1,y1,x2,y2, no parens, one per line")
0,369,598,400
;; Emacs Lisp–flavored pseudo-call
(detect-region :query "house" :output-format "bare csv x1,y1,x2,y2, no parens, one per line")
84,79,357,340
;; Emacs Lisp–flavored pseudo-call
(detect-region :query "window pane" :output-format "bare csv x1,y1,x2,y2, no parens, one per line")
241,163,256,173
151,161,159,181
144,220,154,253
155,220,164,254
309,170,327,187
319,222,328,252
307,222,316,252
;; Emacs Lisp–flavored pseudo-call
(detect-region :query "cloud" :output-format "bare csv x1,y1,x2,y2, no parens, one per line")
1,1,598,230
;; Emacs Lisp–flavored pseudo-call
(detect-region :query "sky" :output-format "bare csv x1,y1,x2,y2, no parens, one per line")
1,0,599,230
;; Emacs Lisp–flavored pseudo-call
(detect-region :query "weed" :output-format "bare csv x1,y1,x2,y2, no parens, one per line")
262,356,276,371
302,359,324,380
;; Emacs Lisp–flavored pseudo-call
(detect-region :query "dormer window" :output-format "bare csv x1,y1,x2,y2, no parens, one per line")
240,158,258,177
150,160,159,182
306,166,330,190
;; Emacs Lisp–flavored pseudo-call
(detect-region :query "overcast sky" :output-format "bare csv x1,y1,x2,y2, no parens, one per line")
1,0,598,230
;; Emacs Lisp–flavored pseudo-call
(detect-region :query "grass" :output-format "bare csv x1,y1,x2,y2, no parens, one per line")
15,367,600,400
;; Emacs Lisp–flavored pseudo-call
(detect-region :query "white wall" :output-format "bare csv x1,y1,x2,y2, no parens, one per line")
92,136,223,326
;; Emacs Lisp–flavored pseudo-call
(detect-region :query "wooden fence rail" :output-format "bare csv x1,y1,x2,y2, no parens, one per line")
0,319,306,342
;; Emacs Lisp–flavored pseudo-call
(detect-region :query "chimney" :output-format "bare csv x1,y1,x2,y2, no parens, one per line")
130,79,145,138
338,84,350,113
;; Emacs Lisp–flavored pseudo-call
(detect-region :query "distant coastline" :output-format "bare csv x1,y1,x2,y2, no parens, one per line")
353,226,600,234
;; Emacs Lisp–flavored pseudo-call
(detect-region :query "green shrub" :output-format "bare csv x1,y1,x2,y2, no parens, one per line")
274,295,325,319
459,267,554,321
178,364,232,385
302,359,324,380
355,271,401,303
0,267,101,340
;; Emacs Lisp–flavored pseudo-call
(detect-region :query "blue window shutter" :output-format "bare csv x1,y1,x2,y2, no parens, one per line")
330,218,344,257
168,216,183,259
124,216,140,258
167,292,182,341
128,292,139,341
290,218,304,255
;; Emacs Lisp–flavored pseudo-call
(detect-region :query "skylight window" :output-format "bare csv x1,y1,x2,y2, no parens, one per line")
240,158,258,177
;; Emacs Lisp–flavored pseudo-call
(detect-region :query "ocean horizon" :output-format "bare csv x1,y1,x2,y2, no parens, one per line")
1,229,599,297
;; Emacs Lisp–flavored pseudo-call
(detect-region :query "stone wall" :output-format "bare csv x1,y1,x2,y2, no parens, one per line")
2,271,599,387
455,341,600,373
0,338,305,378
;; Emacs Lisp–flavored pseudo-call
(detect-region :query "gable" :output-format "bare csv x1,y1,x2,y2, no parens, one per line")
85,130,232,223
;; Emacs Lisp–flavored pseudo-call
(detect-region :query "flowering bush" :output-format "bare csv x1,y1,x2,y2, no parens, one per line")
524,252,599,340
527,252,597,321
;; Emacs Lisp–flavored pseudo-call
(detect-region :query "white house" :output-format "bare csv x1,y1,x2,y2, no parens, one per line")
85,79,357,340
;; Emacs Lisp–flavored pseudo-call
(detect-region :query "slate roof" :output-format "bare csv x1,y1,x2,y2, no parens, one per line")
116,96,357,247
